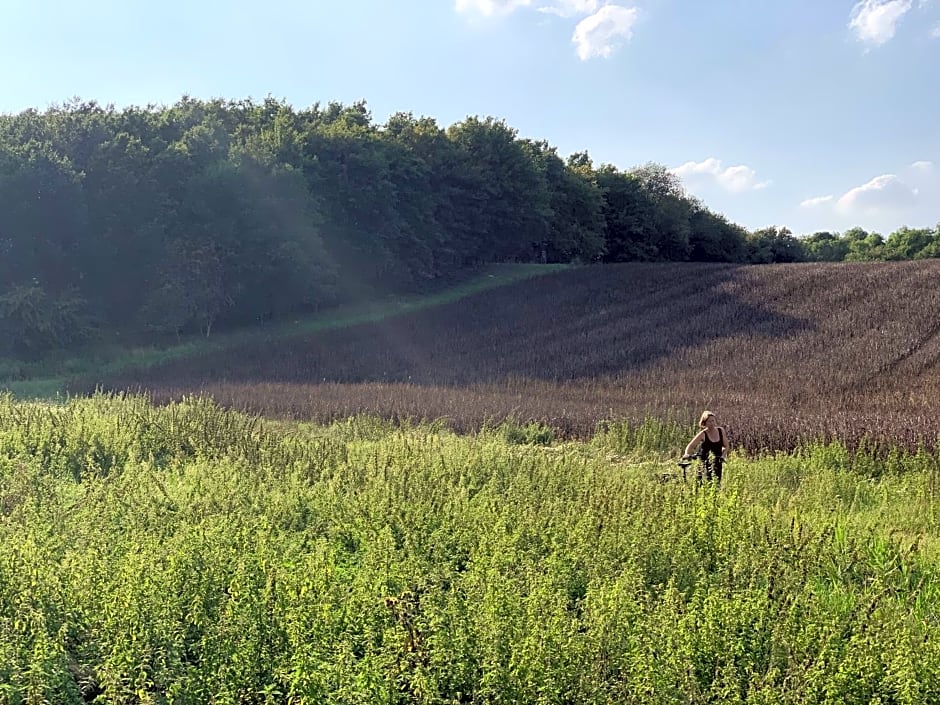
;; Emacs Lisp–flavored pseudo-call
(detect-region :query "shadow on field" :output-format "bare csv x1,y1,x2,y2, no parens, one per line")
76,263,812,391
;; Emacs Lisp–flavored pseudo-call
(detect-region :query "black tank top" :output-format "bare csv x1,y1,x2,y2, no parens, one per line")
701,427,724,456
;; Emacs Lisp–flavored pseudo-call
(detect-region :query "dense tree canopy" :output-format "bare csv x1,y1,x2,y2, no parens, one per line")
0,97,936,356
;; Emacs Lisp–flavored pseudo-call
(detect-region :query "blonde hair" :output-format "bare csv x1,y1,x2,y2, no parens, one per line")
699,410,716,428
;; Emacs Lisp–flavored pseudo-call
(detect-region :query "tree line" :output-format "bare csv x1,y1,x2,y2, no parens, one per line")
0,97,936,357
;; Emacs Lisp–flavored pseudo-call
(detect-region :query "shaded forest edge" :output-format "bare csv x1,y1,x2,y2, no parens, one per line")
87,261,940,454
1,263,564,394
2,97,938,360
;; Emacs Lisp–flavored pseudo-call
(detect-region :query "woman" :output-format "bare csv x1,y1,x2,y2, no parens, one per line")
682,410,729,482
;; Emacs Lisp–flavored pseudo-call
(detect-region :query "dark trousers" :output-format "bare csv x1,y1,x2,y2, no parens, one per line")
698,452,723,483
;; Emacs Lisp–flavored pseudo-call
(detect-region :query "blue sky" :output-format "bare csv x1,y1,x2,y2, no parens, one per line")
2,0,938,236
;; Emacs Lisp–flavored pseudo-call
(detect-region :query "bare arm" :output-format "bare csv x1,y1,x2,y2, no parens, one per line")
684,430,705,457
721,427,731,458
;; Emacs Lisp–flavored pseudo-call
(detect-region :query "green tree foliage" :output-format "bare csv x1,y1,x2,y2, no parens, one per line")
844,228,887,262
884,226,938,260
801,226,940,263
803,231,850,262
523,140,606,262
594,161,749,264
0,97,930,357
596,165,661,262
0,285,94,357
746,227,807,264
446,117,552,263
687,207,748,262
627,162,693,261
0,142,88,293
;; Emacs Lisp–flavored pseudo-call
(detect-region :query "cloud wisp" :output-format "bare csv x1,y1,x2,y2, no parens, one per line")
538,0,600,17
848,0,914,46
800,195,835,208
836,174,919,213
572,5,639,60
455,0,640,60
670,157,771,194
455,0,534,17
801,161,935,221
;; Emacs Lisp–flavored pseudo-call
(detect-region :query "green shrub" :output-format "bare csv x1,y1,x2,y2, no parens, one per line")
500,418,555,445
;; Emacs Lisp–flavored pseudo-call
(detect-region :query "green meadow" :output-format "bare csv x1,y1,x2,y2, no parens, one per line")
2,394,939,704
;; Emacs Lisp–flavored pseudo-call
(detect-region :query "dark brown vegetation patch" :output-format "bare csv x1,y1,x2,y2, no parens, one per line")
84,262,940,453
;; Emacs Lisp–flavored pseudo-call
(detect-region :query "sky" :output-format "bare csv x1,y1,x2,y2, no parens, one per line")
1,0,939,236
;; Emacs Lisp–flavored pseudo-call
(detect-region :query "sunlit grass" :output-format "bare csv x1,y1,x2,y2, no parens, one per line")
2,394,940,702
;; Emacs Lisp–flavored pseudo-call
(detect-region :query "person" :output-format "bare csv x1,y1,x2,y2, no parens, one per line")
682,410,729,482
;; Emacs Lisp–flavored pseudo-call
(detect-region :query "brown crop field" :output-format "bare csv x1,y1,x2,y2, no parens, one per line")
84,261,940,453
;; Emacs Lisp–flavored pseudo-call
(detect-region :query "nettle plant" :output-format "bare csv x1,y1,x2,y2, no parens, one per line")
0,394,939,703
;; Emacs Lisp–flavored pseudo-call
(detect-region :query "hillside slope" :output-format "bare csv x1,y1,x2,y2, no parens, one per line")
88,262,940,450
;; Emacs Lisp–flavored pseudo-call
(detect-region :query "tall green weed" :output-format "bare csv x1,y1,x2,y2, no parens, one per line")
1,395,940,703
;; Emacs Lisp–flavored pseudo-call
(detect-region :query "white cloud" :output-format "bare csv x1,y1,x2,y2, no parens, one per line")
538,0,600,17
931,21,940,37
849,0,913,45
456,0,641,59
572,5,639,60
670,157,771,194
912,160,934,172
836,174,918,213
800,195,834,208
455,0,533,16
